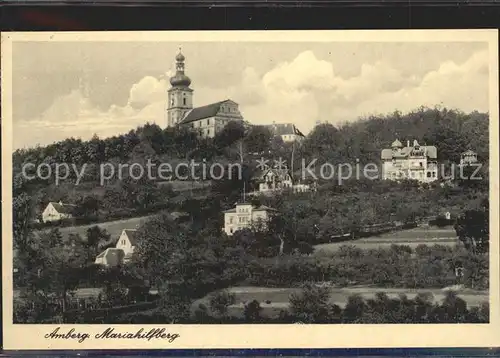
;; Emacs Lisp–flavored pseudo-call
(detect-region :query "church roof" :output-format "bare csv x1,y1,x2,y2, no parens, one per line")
179,100,236,124
266,123,305,137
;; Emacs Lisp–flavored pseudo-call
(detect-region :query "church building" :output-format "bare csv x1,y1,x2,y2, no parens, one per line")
166,50,244,137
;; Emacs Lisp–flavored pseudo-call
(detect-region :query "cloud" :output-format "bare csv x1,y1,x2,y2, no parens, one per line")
232,49,489,133
14,49,489,149
128,75,169,108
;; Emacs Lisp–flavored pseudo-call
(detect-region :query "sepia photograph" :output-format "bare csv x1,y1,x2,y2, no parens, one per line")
1,30,499,350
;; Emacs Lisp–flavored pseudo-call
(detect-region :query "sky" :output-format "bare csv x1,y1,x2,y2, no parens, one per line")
11,40,490,149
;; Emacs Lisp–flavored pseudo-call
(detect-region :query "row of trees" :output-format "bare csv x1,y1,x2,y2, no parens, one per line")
13,107,489,234
109,284,489,324
13,107,489,175
243,244,488,290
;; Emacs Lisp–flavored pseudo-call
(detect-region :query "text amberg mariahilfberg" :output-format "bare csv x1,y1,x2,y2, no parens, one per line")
45,327,180,343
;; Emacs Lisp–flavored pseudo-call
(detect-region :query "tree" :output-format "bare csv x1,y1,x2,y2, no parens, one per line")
133,214,246,318
85,226,111,262
342,294,366,323
209,290,236,319
455,208,489,254
18,230,87,320
243,299,263,322
245,125,272,154
436,290,468,323
289,283,332,323
74,195,100,218
214,120,246,151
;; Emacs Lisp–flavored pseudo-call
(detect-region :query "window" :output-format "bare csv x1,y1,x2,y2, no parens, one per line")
207,119,210,125
419,162,423,167
183,98,186,105
427,172,431,178
207,129,211,136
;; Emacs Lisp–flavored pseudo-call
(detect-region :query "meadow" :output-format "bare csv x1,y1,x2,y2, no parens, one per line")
314,226,458,254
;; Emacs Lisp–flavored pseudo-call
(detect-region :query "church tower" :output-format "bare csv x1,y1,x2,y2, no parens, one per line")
166,49,193,127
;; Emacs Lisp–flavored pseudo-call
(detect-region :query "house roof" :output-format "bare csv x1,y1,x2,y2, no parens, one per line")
391,139,403,147
96,248,124,259
381,145,437,160
122,229,138,246
254,205,278,212
49,202,76,214
179,100,237,124
223,204,277,213
265,123,305,137
259,167,291,180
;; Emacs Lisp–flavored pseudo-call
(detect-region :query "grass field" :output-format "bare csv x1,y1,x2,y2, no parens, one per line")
159,180,212,192
314,226,459,254
37,215,153,241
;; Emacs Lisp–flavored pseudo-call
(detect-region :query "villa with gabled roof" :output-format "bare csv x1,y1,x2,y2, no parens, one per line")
381,139,438,183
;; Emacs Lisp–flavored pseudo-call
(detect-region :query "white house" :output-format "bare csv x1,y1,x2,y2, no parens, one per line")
115,229,138,262
258,167,293,192
42,201,77,223
381,139,438,183
94,229,138,267
257,165,312,194
460,150,478,165
265,123,305,143
223,202,277,236
94,248,125,267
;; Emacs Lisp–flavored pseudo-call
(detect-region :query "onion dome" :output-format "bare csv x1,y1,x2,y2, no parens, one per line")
175,52,185,62
170,73,191,87
391,139,403,148
170,49,191,87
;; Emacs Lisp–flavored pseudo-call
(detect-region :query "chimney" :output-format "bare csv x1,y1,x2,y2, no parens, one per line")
407,140,410,147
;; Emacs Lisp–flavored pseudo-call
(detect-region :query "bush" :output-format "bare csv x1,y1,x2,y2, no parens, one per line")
209,290,236,318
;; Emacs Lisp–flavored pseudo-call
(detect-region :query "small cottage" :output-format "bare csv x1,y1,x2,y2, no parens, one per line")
94,248,125,267
115,229,138,263
42,201,76,223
